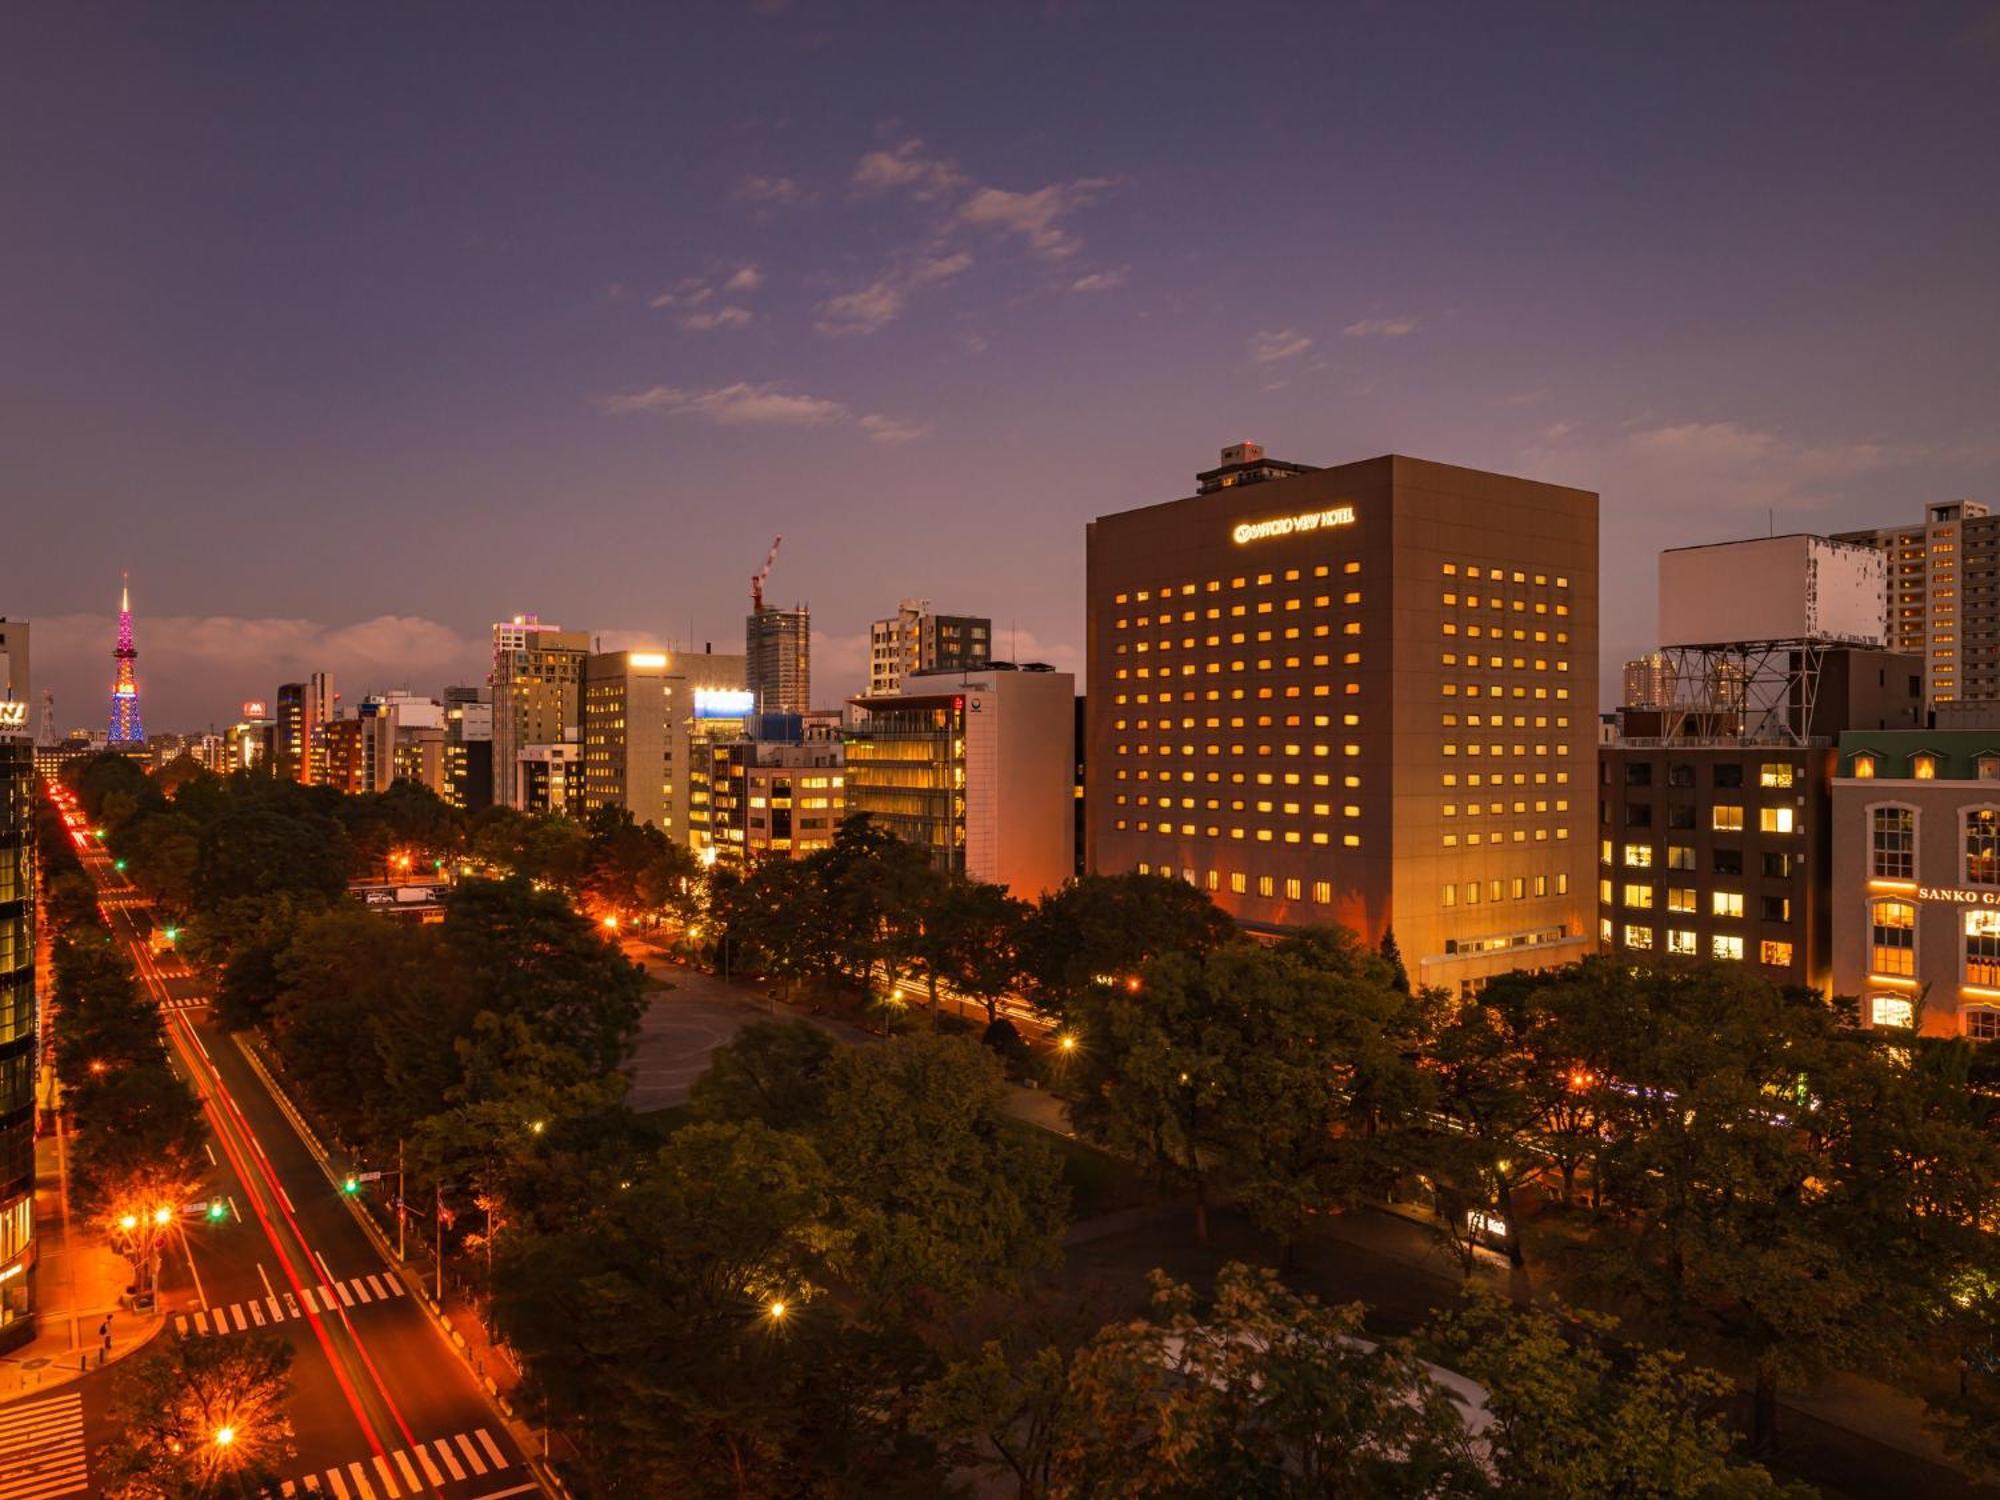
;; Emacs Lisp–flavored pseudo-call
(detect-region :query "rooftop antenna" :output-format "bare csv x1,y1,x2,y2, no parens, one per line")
751,535,783,611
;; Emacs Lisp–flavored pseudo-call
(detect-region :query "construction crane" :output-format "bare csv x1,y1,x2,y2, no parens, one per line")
751,535,783,611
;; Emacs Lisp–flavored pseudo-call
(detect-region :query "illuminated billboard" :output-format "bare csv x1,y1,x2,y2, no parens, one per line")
694,689,756,718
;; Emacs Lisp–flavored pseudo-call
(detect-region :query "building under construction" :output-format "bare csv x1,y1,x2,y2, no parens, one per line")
745,537,810,715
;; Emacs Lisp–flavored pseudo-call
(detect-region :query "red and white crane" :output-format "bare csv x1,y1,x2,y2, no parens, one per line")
750,534,783,611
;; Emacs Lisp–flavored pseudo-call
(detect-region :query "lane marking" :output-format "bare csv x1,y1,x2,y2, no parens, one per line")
473,1429,506,1467
454,1432,488,1475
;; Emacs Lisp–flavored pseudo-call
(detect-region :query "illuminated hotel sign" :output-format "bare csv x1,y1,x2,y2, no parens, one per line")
0,702,25,730
1920,886,2000,907
1231,505,1357,545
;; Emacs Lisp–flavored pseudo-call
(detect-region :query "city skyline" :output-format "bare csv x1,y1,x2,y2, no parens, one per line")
7,3,1999,727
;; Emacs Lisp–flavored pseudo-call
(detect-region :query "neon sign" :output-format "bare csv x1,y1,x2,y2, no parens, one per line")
1231,505,1357,545
0,702,25,730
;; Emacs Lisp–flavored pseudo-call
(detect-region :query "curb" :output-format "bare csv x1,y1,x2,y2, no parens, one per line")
231,1034,570,1498
0,1309,169,1401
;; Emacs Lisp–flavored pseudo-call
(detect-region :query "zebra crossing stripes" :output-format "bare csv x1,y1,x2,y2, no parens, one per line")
173,1272,407,1337
157,994,209,1011
276,1428,513,1497
0,1391,88,1500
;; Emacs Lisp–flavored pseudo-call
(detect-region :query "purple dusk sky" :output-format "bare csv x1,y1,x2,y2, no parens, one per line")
5,2,1998,731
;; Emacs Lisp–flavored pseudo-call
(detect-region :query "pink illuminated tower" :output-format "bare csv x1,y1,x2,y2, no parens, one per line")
108,571,143,745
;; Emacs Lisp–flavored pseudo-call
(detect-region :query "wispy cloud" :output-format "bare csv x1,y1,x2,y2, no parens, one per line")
602,381,930,443
1248,328,1313,364
814,250,973,337
681,305,754,332
734,174,807,206
1343,316,1419,339
723,264,764,293
851,138,965,200
1069,265,1129,294
956,178,1113,260
859,413,932,443
602,382,847,426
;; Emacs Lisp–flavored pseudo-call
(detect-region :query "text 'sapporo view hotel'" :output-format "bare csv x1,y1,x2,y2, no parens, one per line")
1086,445,1599,993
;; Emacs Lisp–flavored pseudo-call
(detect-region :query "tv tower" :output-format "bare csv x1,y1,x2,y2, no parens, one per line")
108,571,144,745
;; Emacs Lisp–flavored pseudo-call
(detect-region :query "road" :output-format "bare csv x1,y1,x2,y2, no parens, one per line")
4,797,547,1500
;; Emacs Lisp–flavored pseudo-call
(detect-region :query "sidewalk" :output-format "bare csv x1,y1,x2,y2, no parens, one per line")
0,1122,166,1401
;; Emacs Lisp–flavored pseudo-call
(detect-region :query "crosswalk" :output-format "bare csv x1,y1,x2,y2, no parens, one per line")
0,1391,87,1500
277,1428,515,1497
174,1272,408,1337
157,994,210,1011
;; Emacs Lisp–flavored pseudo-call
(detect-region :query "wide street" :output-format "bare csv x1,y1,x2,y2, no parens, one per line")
0,820,546,1500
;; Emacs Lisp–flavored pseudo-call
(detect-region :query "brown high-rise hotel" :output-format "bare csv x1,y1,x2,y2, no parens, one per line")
1086,446,1599,994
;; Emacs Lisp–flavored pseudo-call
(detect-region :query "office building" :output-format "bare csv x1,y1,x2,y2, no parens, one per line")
579,649,747,841
491,617,590,809
701,735,845,869
518,743,581,814
1830,729,2000,1040
1086,447,1598,992
0,623,26,710
323,717,366,794
848,663,1076,896
443,687,493,812
0,670,34,1350
275,682,305,779
868,600,992,696
1834,501,2000,707
746,606,811,715
301,672,336,784
227,701,274,773
1621,653,1676,710
1601,528,1921,994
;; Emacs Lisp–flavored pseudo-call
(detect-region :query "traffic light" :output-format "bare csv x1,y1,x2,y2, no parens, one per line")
162,927,179,944
113,859,128,872
341,1175,361,1196
206,1199,228,1222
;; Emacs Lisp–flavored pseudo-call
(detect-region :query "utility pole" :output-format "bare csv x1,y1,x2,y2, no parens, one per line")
397,1139,406,1263
435,1183,444,1302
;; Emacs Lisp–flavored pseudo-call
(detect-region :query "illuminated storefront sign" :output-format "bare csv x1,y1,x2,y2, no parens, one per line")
241,700,268,718
1231,505,1356,545
0,703,23,730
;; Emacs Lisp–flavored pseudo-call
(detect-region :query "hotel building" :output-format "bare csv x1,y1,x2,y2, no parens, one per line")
848,664,1076,897
1834,500,2000,707
1085,448,1598,991
1831,730,2000,1039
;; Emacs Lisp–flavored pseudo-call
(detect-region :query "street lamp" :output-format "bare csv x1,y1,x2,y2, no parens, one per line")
1057,1033,1078,1055
766,1300,787,1321
213,1425,236,1449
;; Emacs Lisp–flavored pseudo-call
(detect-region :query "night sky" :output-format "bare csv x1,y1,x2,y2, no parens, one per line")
6,2,1998,730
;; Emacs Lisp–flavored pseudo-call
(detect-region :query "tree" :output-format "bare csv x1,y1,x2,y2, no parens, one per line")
1063,949,1243,1245
816,1033,1067,1315
441,877,648,1077
910,879,1028,1025
193,807,350,910
1017,873,1239,1018
1426,1289,1802,1498
492,1120,946,1497
96,1333,296,1498
110,811,202,914
689,1020,838,1132
1051,1263,1478,1498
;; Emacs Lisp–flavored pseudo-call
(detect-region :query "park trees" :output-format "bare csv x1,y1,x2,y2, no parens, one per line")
1017,873,1239,1018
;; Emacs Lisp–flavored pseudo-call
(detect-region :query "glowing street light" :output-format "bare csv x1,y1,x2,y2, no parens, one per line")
1057,1033,1078,1055
118,1213,139,1233
151,1205,173,1227
213,1425,236,1448
601,915,620,931
766,1300,787,1321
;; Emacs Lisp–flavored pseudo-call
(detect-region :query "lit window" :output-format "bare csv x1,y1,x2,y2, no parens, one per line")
1712,806,1743,831
1969,809,2000,886
1712,935,1745,962
1870,898,1916,977
1914,754,1939,780
1666,887,1696,913
1760,939,1794,967
1968,1009,2000,1041
1759,807,1795,834
1623,883,1653,909
1852,753,1877,780
1622,924,1654,950
1869,995,1914,1030
1871,806,1914,879
1760,763,1795,788
1712,891,1743,918
1968,909,2000,987
1666,929,1698,955
1623,844,1653,868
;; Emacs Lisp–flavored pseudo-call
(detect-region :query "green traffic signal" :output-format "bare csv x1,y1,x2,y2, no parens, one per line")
341,1175,361,1195
113,859,128,872
207,1200,227,1222
162,927,179,943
